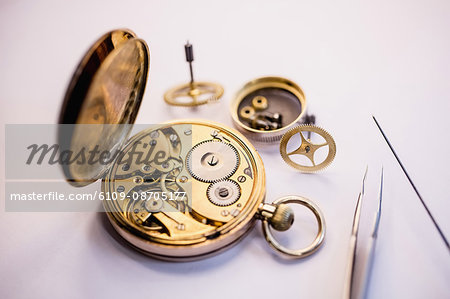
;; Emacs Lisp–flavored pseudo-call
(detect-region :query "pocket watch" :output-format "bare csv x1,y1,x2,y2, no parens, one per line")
58,29,326,261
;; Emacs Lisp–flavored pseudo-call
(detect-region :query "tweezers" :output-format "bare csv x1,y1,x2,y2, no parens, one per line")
343,166,384,299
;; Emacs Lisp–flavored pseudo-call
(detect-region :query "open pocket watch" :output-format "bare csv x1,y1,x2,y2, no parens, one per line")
58,29,326,261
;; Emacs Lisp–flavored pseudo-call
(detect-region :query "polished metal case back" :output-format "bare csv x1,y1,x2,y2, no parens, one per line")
58,29,149,186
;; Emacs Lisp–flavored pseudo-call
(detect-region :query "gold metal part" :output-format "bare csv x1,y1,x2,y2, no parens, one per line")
239,106,255,120
186,140,239,182
280,124,336,172
258,196,326,258
58,29,149,186
231,76,307,143
164,82,224,107
258,203,294,231
207,180,241,206
270,204,294,231
252,96,268,110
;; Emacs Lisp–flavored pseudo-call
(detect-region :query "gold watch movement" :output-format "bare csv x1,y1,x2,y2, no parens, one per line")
102,120,266,261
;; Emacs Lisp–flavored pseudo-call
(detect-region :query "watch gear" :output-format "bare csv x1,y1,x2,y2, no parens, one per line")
164,82,224,107
279,124,336,172
163,42,223,107
207,180,241,206
186,140,239,182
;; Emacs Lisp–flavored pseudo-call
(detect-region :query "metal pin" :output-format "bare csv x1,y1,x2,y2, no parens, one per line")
372,115,449,251
304,113,316,139
185,41,194,84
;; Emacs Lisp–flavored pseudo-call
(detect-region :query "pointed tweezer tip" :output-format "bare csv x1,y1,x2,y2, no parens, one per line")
353,166,368,230
379,166,384,203
362,165,368,195
372,167,384,237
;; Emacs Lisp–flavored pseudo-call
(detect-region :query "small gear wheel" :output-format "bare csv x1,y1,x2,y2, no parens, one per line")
186,140,239,182
280,125,336,172
164,82,224,107
207,180,241,206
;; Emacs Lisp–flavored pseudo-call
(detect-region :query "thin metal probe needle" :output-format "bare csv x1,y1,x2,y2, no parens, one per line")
372,116,450,251
343,166,368,299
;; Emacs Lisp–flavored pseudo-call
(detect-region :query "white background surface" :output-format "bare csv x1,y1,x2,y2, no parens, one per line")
1,0,450,298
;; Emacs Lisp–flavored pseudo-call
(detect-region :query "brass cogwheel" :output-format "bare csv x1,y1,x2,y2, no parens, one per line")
279,125,336,172
186,140,239,182
164,82,224,107
207,180,241,206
